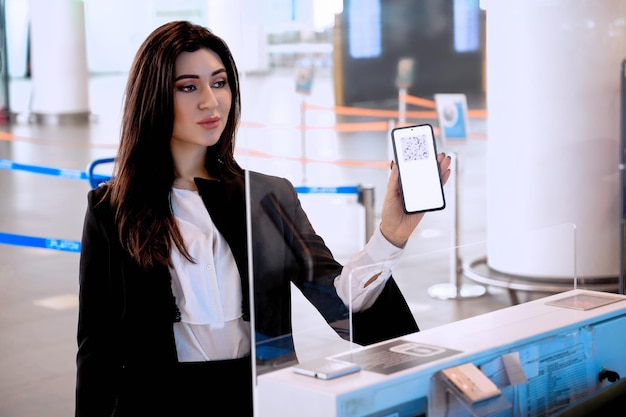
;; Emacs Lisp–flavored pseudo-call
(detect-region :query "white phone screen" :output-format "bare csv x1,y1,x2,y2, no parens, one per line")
391,124,445,213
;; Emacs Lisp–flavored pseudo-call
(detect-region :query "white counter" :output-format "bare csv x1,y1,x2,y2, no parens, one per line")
256,289,626,417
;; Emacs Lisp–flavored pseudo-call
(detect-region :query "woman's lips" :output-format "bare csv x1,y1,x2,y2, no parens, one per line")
198,117,220,129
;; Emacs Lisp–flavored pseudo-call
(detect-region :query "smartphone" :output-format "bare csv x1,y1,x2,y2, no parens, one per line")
292,358,361,380
391,123,446,213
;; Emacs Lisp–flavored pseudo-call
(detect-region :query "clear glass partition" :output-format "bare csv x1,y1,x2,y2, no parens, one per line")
239,91,604,408
341,221,586,345
248,210,593,416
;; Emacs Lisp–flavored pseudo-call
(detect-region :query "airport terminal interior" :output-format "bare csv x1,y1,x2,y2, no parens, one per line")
1,1,625,416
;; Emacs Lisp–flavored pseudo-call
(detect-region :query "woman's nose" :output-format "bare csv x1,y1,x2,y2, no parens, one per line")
199,86,218,109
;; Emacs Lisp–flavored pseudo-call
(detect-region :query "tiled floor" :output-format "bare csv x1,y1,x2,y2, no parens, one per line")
0,68,551,417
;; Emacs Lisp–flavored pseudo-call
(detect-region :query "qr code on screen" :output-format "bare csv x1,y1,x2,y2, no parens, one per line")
401,134,429,162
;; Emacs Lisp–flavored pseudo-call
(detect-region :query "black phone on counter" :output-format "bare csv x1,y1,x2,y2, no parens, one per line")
391,123,446,214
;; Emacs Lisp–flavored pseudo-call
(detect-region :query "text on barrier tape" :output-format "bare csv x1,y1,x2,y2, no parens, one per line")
0,232,81,253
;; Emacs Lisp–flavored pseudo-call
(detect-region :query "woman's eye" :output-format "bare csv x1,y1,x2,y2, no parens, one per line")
178,84,197,92
212,79,227,89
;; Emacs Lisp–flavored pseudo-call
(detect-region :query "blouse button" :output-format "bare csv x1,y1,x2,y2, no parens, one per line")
206,264,212,270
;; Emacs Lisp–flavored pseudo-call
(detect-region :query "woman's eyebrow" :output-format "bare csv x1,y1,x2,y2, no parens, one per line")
175,68,226,82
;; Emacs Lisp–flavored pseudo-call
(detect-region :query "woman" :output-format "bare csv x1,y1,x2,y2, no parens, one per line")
76,21,451,416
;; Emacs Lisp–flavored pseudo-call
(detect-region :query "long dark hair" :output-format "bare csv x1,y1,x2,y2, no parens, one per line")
106,20,242,269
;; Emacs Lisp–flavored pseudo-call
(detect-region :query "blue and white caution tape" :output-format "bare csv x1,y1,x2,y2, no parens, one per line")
0,158,89,181
0,232,81,253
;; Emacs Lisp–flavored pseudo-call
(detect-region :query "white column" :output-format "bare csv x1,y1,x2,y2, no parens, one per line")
29,0,89,123
486,0,625,279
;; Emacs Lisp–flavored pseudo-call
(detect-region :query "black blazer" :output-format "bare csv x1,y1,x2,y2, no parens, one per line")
76,170,418,416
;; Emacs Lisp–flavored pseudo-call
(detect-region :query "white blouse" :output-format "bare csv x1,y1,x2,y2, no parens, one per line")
169,188,403,362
